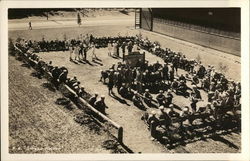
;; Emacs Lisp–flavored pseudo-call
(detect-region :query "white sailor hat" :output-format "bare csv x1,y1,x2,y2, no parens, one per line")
183,106,189,112
151,110,156,115
159,106,164,110
192,85,197,89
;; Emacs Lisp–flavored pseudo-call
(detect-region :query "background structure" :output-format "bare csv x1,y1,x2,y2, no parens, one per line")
138,8,240,56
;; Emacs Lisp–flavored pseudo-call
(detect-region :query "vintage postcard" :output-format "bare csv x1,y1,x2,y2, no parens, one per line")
1,0,249,161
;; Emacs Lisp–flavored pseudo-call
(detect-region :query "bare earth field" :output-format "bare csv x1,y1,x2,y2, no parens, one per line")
8,17,241,153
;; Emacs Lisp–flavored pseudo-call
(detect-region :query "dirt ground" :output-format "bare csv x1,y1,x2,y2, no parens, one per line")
8,16,241,153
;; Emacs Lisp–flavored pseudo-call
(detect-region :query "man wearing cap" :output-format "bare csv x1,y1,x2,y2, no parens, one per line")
108,70,114,95
118,83,129,98
147,110,159,139
94,95,108,114
171,79,179,92
180,106,193,130
89,93,98,106
99,70,109,83
132,91,144,108
121,41,126,58
169,66,175,82
166,90,174,107
112,41,118,57
58,67,68,83
190,85,202,112
158,106,172,129
143,89,153,107
201,76,210,92
162,63,169,83
191,73,199,86
127,41,133,55
167,104,179,118
156,90,166,106
177,80,188,96
77,86,87,98
107,41,112,56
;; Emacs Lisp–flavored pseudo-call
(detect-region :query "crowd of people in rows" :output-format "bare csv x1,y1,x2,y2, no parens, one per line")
98,35,241,140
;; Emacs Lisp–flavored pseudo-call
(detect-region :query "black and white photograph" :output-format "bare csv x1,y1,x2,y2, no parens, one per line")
1,0,249,161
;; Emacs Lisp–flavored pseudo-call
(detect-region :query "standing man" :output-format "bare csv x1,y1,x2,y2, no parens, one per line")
108,70,114,95
74,44,80,61
79,42,84,60
112,41,118,57
190,85,202,112
107,41,112,56
121,42,126,58
83,41,88,61
90,42,97,61
28,21,32,30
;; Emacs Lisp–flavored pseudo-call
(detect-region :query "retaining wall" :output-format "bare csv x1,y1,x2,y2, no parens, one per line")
152,18,241,56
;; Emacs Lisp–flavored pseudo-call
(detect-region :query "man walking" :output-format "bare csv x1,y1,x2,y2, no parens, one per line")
28,21,32,30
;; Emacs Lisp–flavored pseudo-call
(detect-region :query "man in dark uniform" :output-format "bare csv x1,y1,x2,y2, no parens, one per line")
158,106,172,130
132,91,144,108
162,63,169,83
89,92,98,106
121,42,126,58
167,104,179,118
190,85,202,112
99,70,109,83
119,83,129,98
127,41,133,54
143,89,153,107
147,110,159,140
108,70,114,95
192,73,199,86
94,95,108,114
165,90,173,107
156,90,166,106
28,21,32,30
83,42,88,60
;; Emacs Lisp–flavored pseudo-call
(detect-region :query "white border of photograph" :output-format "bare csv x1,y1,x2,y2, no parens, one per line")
1,0,249,161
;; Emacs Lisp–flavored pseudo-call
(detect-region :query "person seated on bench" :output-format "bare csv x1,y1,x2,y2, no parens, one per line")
94,95,108,114
156,90,166,106
147,110,159,140
132,91,144,108
166,104,178,119
176,80,188,96
143,89,153,107
157,106,172,130
165,90,174,107
89,92,98,106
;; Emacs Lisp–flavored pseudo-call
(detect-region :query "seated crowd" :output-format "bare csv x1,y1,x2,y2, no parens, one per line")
97,35,241,141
